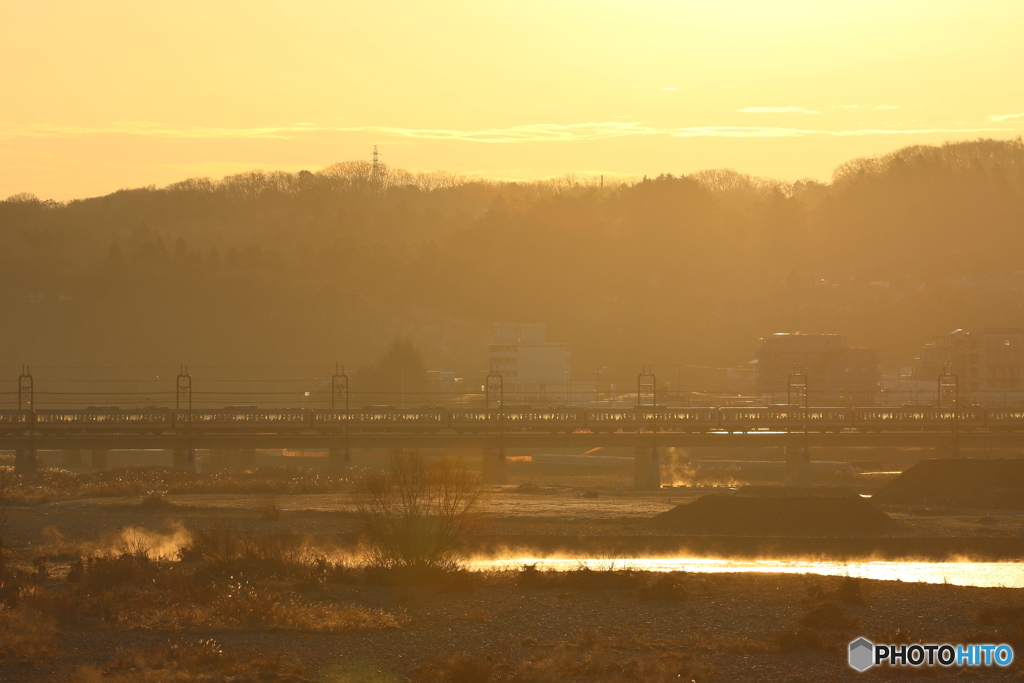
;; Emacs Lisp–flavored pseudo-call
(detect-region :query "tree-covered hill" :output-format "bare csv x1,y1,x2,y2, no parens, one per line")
2,138,1023,390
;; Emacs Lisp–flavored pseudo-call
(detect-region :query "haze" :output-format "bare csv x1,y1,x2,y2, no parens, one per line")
3,0,1024,200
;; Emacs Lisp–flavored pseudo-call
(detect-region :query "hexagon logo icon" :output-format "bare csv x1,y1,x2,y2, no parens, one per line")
849,637,874,672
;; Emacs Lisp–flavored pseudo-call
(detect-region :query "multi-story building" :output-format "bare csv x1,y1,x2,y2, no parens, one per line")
755,333,880,405
910,328,1024,403
487,323,594,405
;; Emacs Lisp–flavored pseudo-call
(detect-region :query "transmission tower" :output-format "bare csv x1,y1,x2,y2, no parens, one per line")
372,145,382,189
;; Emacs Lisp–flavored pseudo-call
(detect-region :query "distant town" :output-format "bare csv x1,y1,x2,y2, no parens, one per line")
484,323,1024,407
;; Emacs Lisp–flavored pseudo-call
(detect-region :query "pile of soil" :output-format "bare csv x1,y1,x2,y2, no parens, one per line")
734,486,860,499
650,490,897,537
873,458,1024,510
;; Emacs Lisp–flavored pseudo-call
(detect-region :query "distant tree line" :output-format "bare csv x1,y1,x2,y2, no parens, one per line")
2,138,1023,393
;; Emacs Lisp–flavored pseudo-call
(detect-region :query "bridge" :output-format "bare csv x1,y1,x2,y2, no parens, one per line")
3,366,1021,488
5,408,1021,489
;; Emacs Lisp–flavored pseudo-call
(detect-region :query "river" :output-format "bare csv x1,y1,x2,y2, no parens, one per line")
467,557,1024,588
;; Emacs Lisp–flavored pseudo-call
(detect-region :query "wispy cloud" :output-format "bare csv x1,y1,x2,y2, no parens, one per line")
0,122,313,140
990,113,1024,122
832,104,902,111
659,87,679,91
0,120,1013,144
366,122,657,143
739,106,819,114
665,126,1008,139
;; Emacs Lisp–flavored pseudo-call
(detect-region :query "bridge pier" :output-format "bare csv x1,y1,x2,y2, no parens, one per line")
784,445,810,487
633,446,660,491
238,448,256,472
173,448,195,471
15,448,38,476
482,448,507,485
62,449,83,469
91,449,108,470
328,447,351,473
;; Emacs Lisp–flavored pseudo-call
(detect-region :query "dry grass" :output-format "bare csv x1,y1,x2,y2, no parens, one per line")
0,605,58,666
17,526,398,635
181,520,358,585
968,603,1024,650
413,629,713,683
516,564,644,591
69,639,308,682
24,557,399,633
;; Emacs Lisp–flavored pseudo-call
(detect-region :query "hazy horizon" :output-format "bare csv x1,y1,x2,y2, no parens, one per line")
4,1,1024,200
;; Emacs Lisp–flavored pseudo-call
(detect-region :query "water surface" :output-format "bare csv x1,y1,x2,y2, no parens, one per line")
468,557,1024,588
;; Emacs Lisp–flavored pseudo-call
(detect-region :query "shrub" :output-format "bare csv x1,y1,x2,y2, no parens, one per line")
258,500,281,520
836,577,865,605
356,451,484,570
637,573,686,601
84,555,157,592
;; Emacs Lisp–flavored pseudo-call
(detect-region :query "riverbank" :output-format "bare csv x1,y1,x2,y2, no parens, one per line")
2,564,1021,682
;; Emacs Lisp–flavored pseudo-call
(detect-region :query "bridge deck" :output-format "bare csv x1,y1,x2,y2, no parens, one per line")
1,431,1019,450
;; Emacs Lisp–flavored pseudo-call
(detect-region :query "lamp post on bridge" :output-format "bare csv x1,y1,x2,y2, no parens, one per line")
483,364,505,485
786,373,810,487
15,365,36,476
634,365,659,491
173,365,194,471
938,371,959,459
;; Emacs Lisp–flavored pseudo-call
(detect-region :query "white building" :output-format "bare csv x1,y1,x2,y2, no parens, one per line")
487,323,595,405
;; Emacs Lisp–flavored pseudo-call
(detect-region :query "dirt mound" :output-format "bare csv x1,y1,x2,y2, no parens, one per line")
650,492,897,536
873,459,1024,510
734,486,859,499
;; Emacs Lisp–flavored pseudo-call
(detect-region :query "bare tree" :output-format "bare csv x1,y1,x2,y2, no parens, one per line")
356,451,484,570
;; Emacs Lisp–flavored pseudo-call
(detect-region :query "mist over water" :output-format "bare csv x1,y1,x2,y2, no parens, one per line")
468,557,1024,588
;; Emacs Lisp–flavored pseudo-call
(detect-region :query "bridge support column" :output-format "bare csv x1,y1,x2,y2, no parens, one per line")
785,445,810,487
15,448,38,476
482,448,507,485
173,448,195,471
62,449,83,469
91,449,108,470
238,448,256,472
633,446,660,491
328,447,351,473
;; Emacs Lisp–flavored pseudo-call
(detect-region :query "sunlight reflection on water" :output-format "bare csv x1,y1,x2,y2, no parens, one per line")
467,558,1024,588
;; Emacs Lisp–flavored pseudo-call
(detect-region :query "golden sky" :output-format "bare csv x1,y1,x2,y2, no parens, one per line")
3,0,1023,200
